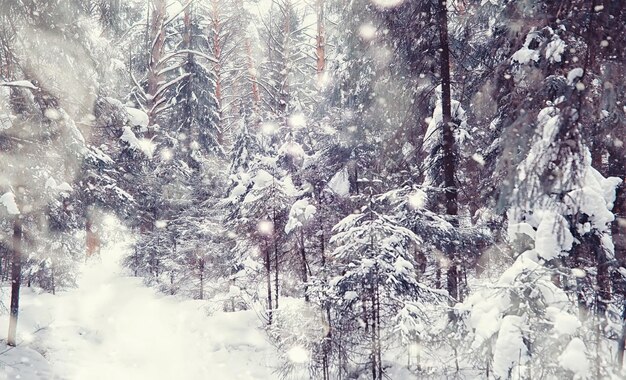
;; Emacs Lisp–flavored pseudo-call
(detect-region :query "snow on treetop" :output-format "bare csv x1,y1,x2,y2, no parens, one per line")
507,221,536,242
285,199,317,234
252,169,275,189
564,166,622,232
511,46,539,64
278,141,305,160
567,68,584,85
228,183,247,200
0,192,19,214
125,107,149,128
327,167,350,197
534,211,573,260
393,256,414,277
1,80,38,90
545,34,566,63
511,31,542,65
370,0,405,9
45,177,73,195
120,126,155,158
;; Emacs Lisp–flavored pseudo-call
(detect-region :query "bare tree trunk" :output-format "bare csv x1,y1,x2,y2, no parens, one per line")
613,181,626,368
320,228,331,380
234,0,260,109
7,213,22,347
437,0,460,307
209,0,224,144
274,236,279,310
3,255,10,282
51,263,55,295
0,244,4,281
146,0,167,130
199,257,205,300
300,230,309,302
618,299,626,368
437,0,457,219
134,245,139,276
315,0,325,86
375,281,382,379
370,280,378,380
100,0,121,35
264,242,273,324
170,271,175,295
245,38,261,107
86,214,100,259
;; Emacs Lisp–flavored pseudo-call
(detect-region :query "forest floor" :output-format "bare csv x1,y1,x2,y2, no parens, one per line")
0,238,277,380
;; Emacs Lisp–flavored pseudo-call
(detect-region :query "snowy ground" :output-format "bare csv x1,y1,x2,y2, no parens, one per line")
0,236,278,380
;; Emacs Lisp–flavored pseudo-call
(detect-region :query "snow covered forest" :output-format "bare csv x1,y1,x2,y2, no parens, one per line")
0,0,625,378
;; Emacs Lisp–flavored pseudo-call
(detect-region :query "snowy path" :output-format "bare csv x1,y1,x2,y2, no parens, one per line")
0,240,277,380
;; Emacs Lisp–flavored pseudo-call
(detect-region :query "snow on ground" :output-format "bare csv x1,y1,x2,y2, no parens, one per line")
0,232,277,380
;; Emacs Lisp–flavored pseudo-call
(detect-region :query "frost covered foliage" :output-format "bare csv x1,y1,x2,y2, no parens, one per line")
323,200,447,378
510,102,621,258
459,16,624,378
0,0,136,300
382,186,490,264
462,134,621,379
463,252,587,379
422,85,472,202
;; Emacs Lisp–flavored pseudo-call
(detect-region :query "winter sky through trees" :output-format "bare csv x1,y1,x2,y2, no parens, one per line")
0,0,625,379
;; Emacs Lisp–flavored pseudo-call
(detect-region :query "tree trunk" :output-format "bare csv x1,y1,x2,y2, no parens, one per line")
3,255,10,282
235,0,260,108
437,0,460,306
370,280,379,380
320,230,325,267
146,0,167,130
0,254,3,281
209,0,225,144
315,0,325,86
264,240,273,324
375,281,382,379
595,238,610,317
274,236,279,310
86,215,100,259
170,271,175,295
198,257,205,300
437,0,457,219
300,230,309,302
618,299,626,368
51,264,55,296
7,214,22,347
134,245,139,276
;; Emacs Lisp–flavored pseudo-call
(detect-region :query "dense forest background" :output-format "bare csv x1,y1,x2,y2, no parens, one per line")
0,0,625,378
